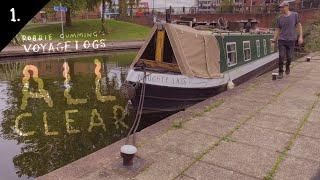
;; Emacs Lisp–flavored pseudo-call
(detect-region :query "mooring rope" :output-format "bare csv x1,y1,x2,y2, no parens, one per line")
125,63,147,146
132,69,146,145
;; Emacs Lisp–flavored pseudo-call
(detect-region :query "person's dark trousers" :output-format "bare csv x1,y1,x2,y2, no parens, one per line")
278,40,296,74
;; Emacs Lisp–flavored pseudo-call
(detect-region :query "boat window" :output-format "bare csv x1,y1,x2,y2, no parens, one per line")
243,41,251,61
256,40,261,58
270,39,275,53
226,42,237,67
263,39,267,55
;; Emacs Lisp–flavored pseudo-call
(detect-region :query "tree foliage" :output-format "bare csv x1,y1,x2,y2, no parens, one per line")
86,0,113,34
48,0,87,26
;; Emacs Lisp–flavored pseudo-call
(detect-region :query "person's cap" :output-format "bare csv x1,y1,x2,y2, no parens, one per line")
279,1,289,7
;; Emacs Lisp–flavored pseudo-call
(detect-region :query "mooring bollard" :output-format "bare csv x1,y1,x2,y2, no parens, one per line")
120,145,137,166
306,56,311,62
272,73,278,80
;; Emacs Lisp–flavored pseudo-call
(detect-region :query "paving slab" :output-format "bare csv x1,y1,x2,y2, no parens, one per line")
244,83,281,96
247,112,299,133
286,69,313,79
275,95,315,111
230,91,274,104
289,136,320,162
204,106,253,123
220,96,267,113
82,156,151,180
175,175,196,180
291,65,313,72
280,88,317,101
274,155,320,180
183,117,237,138
308,69,320,76
82,150,194,180
260,100,309,120
201,141,279,179
149,128,218,158
254,80,291,94
304,74,320,82
183,161,258,180
294,79,320,89
309,109,320,123
134,150,194,180
300,121,320,139
287,85,318,94
231,124,292,151
314,103,320,113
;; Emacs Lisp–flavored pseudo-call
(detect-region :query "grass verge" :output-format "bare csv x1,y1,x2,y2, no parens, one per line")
19,19,151,41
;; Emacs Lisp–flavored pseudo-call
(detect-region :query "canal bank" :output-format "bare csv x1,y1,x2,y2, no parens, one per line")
40,52,320,180
0,40,144,60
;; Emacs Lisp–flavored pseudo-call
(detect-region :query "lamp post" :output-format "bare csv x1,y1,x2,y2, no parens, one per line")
153,0,154,14
165,0,167,12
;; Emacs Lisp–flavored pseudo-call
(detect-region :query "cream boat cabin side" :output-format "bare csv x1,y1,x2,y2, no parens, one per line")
126,23,278,113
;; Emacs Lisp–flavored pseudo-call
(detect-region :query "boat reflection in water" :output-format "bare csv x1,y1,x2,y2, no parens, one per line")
0,52,172,179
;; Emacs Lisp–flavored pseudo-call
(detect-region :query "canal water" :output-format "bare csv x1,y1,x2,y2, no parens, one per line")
0,51,172,179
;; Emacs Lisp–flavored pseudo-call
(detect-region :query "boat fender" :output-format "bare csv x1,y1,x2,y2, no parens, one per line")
119,82,136,100
227,80,235,90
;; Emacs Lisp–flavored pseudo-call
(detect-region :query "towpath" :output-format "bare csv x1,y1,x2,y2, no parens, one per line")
41,52,320,180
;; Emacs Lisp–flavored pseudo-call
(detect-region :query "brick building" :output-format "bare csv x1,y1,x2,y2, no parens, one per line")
198,0,278,12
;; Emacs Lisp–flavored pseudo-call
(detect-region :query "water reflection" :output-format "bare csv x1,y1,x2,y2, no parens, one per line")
0,52,139,179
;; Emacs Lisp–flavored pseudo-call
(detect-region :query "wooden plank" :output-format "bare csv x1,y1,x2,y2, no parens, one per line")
141,59,180,73
155,30,165,63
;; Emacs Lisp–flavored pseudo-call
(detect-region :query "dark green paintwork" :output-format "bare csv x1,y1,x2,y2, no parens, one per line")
215,34,277,72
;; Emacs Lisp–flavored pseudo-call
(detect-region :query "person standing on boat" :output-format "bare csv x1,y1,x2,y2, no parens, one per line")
272,1,303,79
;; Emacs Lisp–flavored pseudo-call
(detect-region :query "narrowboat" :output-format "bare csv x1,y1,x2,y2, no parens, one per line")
126,23,278,113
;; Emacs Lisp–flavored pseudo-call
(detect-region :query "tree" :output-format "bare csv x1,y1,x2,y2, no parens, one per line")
86,0,113,34
49,0,87,27
125,0,141,17
220,0,233,13
128,0,135,17
119,0,128,16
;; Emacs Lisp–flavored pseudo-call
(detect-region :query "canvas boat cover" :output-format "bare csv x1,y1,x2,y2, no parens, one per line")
132,23,222,79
